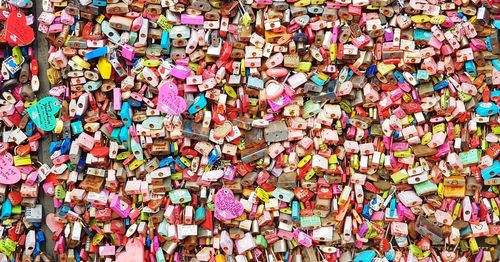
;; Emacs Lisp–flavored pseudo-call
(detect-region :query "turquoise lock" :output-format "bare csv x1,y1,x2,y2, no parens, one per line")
247,76,264,90
119,126,130,146
310,74,327,86
385,249,395,261
156,248,166,262
194,206,206,224
393,70,404,82
460,225,472,237
110,128,121,142
143,117,164,130
157,219,168,237
130,139,143,161
1,199,12,219
120,102,132,127
83,80,102,92
292,201,300,222
492,59,500,71
416,70,429,82
486,36,493,52
160,30,170,53
299,215,321,228
188,94,207,114
476,102,499,117
354,250,377,262
168,189,192,204
71,121,84,135
481,160,500,180
413,28,432,42
464,60,476,76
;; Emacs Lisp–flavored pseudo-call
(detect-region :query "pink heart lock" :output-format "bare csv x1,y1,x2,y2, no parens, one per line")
116,237,145,262
157,81,187,115
214,188,244,220
265,80,284,100
0,152,21,185
45,213,64,233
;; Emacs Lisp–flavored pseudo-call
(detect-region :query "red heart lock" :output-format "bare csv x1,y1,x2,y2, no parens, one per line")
5,7,34,46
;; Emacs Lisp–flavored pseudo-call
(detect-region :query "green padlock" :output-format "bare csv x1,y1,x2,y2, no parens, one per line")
54,185,66,200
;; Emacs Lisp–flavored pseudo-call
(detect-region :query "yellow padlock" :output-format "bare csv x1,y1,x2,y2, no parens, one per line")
411,15,431,24
129,159,144,171
72,56,91,69
421,132,432,145
98,57,112,80
377,62,395,76
297,155,312,168
14,155,31,166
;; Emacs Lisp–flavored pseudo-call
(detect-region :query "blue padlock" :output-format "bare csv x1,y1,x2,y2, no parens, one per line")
354,250,377,262
362,204,372,219
481,160,500,180
76,157,86,173
174,156,187,169
292,201,300,222
25,120,34,136
161,30,170,54
188,94,207,114
476,102,499,117
36,230,45,244
385,249,395,261
119,126,130,146
92,0,107,6
413,29,433,42
393,70,404,83
492,59,500,71
48,141,61,153
464,60,477,76
159,156,174,167
58,205,71,216
128,98,142,108
74,248,81,262
208,148,220,165
84,46,109,60
365,64,376,77
433,80,449,91
0,199,12,219
120,102,132,127
33,242,41,257
71,121,84,135
60,138,71,154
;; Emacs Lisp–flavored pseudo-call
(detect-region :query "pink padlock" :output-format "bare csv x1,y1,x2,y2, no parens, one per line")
110,195,131,218
171,65,191,79
121,44,135,61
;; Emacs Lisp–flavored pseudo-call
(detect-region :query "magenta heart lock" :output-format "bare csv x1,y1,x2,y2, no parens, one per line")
157,81,187,115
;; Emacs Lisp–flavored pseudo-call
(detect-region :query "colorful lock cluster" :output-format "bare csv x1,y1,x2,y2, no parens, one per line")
0,0,53,261
17,0,500,261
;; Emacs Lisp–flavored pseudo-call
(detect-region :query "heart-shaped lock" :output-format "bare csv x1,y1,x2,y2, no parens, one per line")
265,80,285,100
116,238,145,262
440,250,456,262
0,152,20,185
45,213,64,233
26,97,61,131
214,188,244,220
5,7,34,46
157,81,187,115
